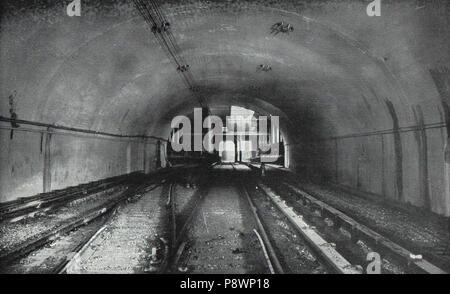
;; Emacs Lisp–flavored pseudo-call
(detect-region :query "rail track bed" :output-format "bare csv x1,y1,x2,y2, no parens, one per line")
175,167,269,274
2,216,107,274
245,163,447,274
0,180,160,273
169,164,335,274
0,167,194,273
0,173,142,223
243,181,328,273
69,185,166,273
1,163,446,274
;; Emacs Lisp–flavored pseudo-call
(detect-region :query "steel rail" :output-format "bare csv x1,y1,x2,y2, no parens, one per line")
240,182,284,273
56,225,108,274
0,172,142,210
231,163,284,274
154,181,175,274
0,176,168,269
247,163,447,274
253,229,275,274
256,182,361,274
282,182,448,274
158,166,212,273
57,182,164,274
0,182,147,266
0,179,130,222
0,166,200,272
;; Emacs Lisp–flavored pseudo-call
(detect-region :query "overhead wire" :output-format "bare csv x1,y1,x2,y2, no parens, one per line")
133,0,209,112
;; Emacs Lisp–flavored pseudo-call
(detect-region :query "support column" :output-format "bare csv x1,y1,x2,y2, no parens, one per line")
335,139,338,183
444,138,450,217
284,143,289,168
234,135,239,161
160,141,167,168
381,134,386,197
413,106,431,210
385,100,403,202
43,130,52,193
143,139,149,174
126,142,131,174
156,140,161,168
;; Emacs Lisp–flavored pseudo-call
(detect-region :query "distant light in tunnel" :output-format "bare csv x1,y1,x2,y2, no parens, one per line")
169,107,281,163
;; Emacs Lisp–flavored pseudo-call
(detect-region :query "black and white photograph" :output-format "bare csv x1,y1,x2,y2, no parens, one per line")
0,0,449,282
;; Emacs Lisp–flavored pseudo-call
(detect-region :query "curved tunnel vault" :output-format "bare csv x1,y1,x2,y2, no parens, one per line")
0,0,449,216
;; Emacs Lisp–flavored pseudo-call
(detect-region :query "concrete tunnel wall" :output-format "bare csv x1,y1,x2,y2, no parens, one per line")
0,128,157,202
0,0,448,216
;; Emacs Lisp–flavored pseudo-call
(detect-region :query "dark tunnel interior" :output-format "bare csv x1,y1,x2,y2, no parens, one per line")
0,0,450,277
0,0,449,217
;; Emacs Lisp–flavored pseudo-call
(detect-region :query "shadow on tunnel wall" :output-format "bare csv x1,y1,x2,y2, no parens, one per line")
286,103,334,183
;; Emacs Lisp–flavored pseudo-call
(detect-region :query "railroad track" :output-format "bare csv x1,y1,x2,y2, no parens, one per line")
56,181,163,274
166,164,273,273
0,167,198,273
230,163,361,274
0,173,142,223
4,163,442,274
229,163,283,273
57,166,209,274
0,167,194,223
241,163,447,274
237,181,284,273
0,180,162,273
57,167,201,274
155,174,209,273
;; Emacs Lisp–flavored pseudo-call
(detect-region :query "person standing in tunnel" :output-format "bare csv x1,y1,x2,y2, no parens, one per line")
261,162,266,177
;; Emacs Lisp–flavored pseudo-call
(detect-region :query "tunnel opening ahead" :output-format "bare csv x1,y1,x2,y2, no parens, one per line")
166,105,288,166
219,140,235,163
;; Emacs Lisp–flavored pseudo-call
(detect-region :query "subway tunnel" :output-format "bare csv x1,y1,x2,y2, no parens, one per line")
0,0,449,275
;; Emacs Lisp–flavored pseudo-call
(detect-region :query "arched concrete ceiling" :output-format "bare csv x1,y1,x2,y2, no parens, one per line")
1,0,448,141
